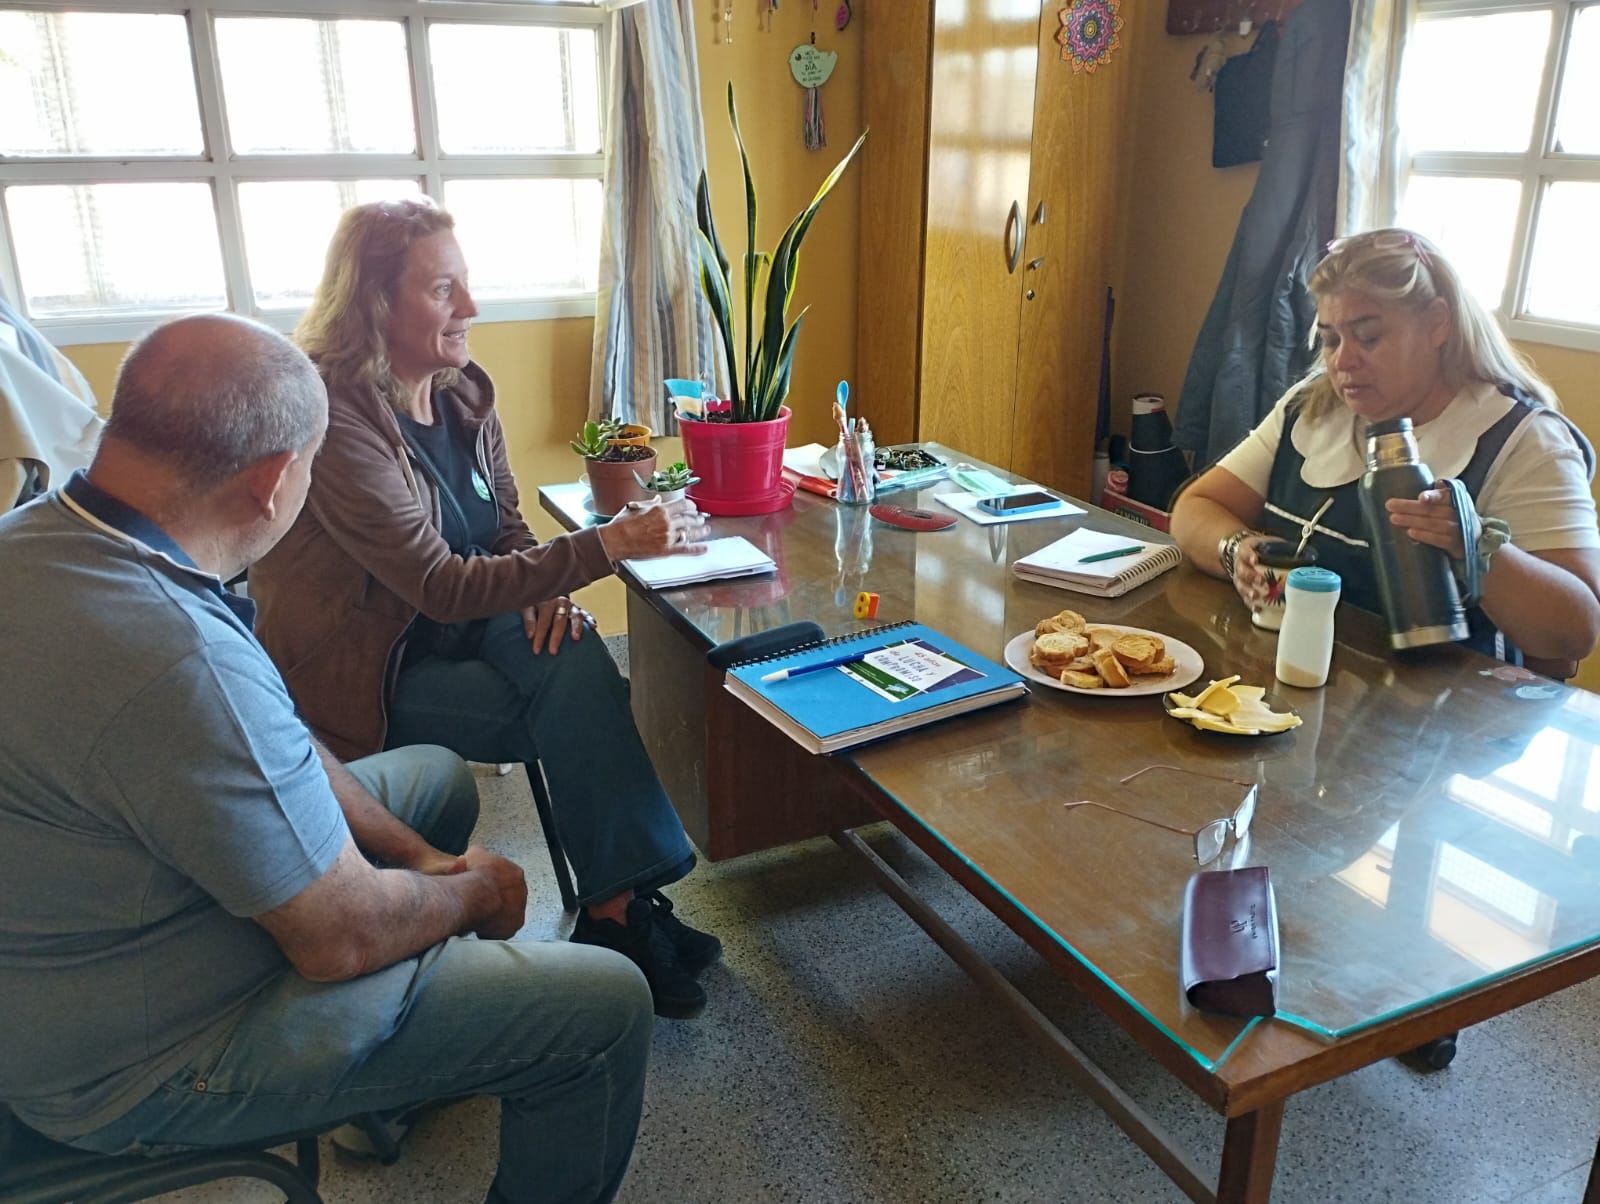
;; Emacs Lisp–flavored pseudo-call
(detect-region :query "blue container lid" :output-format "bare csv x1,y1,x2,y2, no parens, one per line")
1287,566,1341,593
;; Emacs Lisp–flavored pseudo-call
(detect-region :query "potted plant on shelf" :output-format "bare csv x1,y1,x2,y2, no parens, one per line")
571,419,656,517
686,82,867,516
635,460,700,504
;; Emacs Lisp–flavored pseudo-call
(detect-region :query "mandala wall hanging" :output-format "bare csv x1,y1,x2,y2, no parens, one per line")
1057,0,1125,73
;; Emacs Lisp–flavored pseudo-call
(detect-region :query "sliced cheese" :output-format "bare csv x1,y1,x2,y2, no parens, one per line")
1169,677,1300,735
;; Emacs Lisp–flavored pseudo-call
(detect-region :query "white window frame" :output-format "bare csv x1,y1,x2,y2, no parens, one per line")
0,0,609,346
1398,0,1600,353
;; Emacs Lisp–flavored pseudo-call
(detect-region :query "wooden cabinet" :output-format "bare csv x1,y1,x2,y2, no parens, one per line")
857,1,1131,499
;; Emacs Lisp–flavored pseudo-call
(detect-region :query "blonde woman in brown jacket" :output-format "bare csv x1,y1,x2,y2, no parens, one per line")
253,199,718,1021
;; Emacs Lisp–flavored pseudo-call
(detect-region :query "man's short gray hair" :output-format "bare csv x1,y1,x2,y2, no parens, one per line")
104,314,327,492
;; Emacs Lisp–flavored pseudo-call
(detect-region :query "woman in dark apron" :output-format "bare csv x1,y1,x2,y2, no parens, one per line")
1171,228,1600,678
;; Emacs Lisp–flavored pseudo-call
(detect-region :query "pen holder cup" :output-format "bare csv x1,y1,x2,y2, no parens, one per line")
834,437,877,505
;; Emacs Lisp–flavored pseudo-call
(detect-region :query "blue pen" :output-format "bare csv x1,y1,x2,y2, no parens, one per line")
761,652,869,683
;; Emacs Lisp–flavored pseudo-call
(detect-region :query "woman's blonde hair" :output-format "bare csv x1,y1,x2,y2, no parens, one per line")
295,197,459,408
1291,227,1557,422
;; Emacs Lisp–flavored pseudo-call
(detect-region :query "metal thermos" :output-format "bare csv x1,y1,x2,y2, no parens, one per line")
1358,418,1469,649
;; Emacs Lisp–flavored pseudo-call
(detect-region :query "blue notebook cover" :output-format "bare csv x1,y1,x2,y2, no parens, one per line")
723,621,1028,754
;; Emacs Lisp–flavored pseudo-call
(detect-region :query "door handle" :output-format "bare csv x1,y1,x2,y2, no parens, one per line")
1034,201,1046,225
1004,201,1022,274
1027,256,1045,271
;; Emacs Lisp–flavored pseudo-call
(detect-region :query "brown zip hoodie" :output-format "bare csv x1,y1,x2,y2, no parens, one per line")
252,361,612,759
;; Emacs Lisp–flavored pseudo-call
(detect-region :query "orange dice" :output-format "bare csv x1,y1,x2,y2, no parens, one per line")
853,591,880,620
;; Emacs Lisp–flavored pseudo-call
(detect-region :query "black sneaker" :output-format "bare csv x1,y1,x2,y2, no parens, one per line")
571,897,706,1020
643,890,722,976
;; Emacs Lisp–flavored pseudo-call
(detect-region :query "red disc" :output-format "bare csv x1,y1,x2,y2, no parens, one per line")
869,503,957,531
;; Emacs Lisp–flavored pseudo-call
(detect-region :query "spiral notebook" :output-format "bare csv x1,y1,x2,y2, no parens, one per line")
1012,528,1183,598
723,620,1028,754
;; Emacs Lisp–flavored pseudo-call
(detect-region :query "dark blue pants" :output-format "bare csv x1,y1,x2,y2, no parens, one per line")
386,613,694,906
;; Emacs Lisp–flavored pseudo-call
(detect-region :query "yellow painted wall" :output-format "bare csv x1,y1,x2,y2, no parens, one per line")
1110,20,1259,424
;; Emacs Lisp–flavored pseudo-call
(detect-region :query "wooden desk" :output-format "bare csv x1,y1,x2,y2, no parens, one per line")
540,478,888,859
540,454,1600,1202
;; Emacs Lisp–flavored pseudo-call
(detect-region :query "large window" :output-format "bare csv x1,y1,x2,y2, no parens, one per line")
0,1,607,344
1394,0,1600,351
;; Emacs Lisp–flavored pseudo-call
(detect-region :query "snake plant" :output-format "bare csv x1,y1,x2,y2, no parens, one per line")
696,82,867,424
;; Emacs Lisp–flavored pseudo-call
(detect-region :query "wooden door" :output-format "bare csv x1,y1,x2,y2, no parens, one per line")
857,1,935,447
915,2,1042,470
1009,10,1133,498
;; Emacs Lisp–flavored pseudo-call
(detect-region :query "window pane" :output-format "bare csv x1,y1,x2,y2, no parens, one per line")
1524,182,1600,325
0,11,202,156
1397,175,1522,310
1552,5,1600,154
6,183,225,317
239,180,422,310
216,18,415,155
429,24,601,154
1399,11,1551,153
442,178,602,297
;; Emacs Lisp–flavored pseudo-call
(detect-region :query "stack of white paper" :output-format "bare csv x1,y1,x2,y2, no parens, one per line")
622,536,777,589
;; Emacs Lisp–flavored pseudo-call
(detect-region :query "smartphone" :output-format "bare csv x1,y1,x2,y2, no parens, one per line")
977,490,1059,516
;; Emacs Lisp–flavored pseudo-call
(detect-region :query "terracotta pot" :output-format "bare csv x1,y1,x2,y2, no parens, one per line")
680,404,792,516
584,450,656,517
607,424,653,450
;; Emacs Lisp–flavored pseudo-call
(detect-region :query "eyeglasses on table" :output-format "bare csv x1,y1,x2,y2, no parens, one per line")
1062,764,1258,865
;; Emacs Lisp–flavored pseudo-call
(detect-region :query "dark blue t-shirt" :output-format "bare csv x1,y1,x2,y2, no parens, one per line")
396,395,498,555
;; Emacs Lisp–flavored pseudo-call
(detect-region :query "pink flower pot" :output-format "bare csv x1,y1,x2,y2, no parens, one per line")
680,404,793,516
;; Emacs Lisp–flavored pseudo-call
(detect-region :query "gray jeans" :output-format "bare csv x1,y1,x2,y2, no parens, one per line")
72,746,653,1204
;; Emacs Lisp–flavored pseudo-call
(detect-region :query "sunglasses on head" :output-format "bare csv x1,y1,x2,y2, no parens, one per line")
1325,230,1431,268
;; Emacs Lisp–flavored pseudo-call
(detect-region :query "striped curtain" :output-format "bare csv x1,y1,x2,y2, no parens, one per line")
1337,0,1414,234
588,0,718,435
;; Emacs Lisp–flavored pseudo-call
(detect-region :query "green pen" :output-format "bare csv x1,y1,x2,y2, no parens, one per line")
1077,544,1145,564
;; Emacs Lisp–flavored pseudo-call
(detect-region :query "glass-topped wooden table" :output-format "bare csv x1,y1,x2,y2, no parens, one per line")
539,448,1600,1203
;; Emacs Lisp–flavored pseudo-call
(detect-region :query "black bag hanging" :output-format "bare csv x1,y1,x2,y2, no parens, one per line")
1212,22,1279,168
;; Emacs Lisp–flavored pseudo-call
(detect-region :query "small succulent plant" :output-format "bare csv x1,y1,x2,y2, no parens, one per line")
569,421,611,459
637,461,700,492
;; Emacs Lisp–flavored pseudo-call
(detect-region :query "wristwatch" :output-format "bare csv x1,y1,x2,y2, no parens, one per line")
1218,528,1253,580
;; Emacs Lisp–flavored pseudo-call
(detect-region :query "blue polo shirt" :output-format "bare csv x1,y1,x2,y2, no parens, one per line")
0,473,347,1138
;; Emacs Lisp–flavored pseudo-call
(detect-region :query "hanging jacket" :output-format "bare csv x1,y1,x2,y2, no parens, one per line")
1174,0,1351,469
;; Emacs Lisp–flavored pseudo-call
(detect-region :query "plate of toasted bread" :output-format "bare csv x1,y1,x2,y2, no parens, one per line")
1005,608,1203,696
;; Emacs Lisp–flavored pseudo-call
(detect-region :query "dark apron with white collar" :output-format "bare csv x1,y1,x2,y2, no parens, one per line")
1259,385,1592,663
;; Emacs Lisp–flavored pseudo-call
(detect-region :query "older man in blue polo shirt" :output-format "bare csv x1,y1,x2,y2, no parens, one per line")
0,315,651,1204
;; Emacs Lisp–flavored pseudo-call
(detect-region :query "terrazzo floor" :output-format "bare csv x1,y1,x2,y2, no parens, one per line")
157,637,1599,1204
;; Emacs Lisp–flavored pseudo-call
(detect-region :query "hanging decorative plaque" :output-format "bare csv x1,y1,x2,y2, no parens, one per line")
1057,0,1125,73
